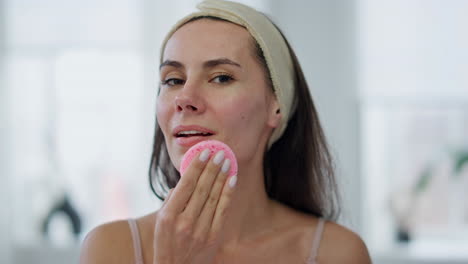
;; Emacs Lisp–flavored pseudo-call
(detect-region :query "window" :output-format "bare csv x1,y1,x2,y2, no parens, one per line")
359,0,468,260
5,0,156,247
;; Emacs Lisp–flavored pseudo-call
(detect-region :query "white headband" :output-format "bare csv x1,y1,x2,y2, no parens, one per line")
160,0,295,148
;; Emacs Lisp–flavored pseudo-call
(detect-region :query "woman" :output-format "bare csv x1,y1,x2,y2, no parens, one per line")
80,1,371,263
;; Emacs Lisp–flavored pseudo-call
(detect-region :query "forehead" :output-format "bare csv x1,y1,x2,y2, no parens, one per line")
163,19,253,62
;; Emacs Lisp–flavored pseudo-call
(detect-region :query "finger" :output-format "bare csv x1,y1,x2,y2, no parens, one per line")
165,148,211,214
193,158,231,239
182,150,225,221
161,188,174,208
210,174,237,237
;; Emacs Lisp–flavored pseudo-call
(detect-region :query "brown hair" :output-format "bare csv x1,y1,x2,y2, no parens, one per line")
149,16,340,220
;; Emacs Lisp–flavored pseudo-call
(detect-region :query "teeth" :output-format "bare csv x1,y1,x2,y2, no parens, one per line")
178,130,210,136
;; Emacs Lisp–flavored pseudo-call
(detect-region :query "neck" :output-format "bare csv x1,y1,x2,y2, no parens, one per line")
220,156,277,248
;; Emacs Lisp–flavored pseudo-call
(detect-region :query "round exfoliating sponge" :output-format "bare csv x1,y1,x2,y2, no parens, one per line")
180,140,238,177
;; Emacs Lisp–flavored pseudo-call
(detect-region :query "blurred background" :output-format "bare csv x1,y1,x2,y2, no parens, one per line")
1,0,467,263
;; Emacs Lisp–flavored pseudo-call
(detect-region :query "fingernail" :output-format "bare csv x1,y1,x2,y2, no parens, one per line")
213,150,225,165
221,159,231,173
228,175,237,188
199,149,210,162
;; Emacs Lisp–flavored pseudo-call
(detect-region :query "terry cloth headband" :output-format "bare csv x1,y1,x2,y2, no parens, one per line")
160,0,295,148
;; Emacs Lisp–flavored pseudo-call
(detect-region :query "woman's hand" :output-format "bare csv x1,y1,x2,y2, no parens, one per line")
153,149,237,264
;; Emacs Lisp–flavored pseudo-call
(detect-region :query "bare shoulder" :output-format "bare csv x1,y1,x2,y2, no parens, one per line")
80,212,158,264
319,221,372,264
79,219,134,264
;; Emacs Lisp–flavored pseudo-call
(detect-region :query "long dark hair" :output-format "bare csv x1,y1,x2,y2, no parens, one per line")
149,16,340,221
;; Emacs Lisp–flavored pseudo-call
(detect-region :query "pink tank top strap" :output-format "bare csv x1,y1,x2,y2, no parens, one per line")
128,218,145,264
307,218,326,264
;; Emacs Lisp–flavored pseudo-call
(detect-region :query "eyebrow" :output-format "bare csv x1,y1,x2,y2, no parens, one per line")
159,58,242,70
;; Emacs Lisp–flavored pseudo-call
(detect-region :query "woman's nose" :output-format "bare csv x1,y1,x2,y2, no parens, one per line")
174,86,206,114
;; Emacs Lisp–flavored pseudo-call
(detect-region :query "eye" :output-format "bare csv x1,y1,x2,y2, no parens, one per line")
211,74,234,84
161,78,185,86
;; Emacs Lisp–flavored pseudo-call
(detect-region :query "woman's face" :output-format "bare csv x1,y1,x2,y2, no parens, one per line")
157,19,280,171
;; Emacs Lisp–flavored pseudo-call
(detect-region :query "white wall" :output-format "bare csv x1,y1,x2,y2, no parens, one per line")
270,0,362,233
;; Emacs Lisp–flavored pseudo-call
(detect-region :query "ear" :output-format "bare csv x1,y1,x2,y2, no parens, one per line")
267,99,282,128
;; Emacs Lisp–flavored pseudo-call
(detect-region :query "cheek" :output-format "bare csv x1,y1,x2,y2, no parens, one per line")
156,97,181,168
155,102,164,121
222,94,267,135
156,97,172,132
218,94,269,164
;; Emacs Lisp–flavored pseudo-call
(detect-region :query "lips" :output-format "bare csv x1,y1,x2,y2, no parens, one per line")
176,130,213,137
173,125,215,137
173,125,216,147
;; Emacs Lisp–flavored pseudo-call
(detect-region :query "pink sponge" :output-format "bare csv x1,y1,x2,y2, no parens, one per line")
180,140,238,177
